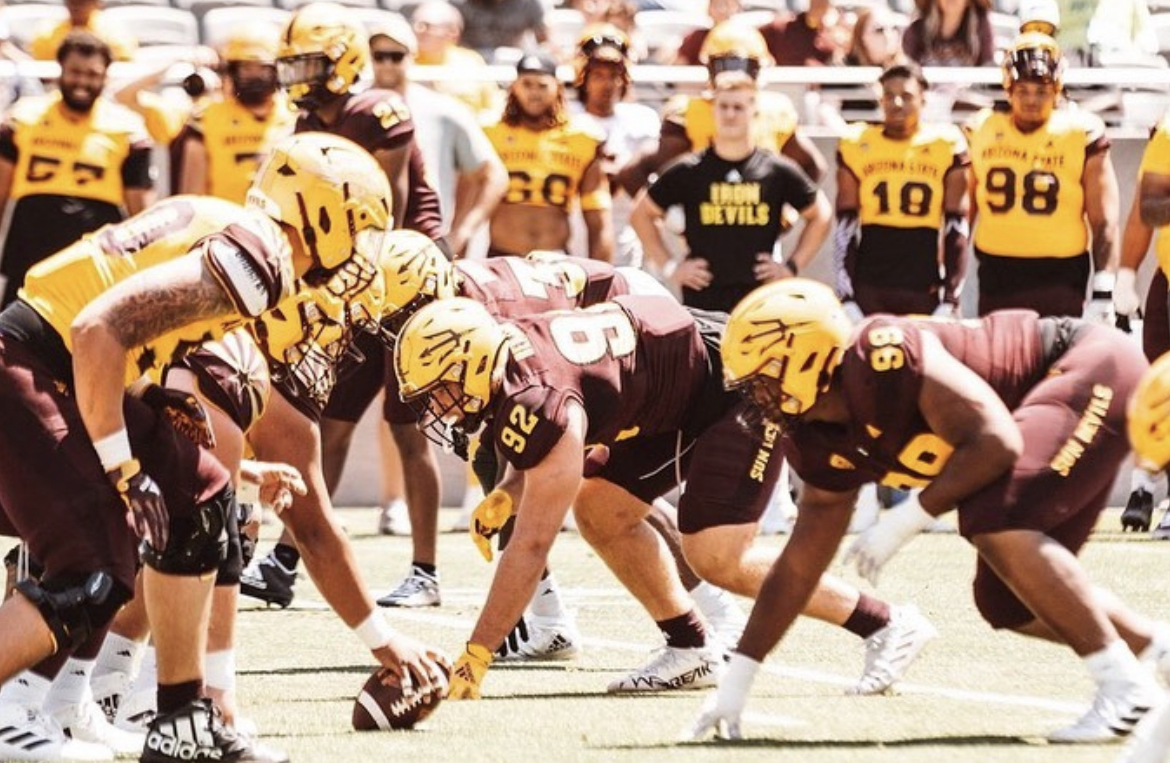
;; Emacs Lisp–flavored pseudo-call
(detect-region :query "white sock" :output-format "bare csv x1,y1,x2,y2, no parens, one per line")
44,657,95,714
130,646,157,698
1133,468,1158,494
93,632,142,679
529,575,566,619
0,671,51,709
204,650,236,693
689,582,735,621
1085,639,1150,688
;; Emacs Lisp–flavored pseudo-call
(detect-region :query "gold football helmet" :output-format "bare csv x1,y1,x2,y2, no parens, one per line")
278,2,368,108
395,297,510,448
1129,353,1170,472
700,21,771,80
721,278,852,425
223,25,278,64
573,23,631,89
246,132,391,272
1002,31,1064,91
377,230,457,338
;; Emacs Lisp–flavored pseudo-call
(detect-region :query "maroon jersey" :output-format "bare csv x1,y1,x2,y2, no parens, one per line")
455,256,629,317
296,89,443,240
483,295,709,471
787,310,1066,492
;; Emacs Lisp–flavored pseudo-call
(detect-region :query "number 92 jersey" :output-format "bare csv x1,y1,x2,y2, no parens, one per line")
786,310,1049,493
483,295,708,471
964,107,1108,259
483,117,606,210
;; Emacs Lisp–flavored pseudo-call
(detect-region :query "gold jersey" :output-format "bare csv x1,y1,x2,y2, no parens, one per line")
1139,114,1170,275
483,117,605,210
187,97,296,204
5,93,151,207
837,122,968,229
20,195,296,384
965,107,1107,258
663,90,798,153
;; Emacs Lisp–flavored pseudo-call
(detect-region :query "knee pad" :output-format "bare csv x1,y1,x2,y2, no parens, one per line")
215,497,245,587
143,487,231,576
16,572,132,653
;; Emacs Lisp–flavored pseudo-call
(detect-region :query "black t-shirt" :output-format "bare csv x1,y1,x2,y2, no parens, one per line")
648,147,818,312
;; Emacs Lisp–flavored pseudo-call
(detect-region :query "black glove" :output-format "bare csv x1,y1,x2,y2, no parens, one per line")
108,460,169,550
141,383,216,449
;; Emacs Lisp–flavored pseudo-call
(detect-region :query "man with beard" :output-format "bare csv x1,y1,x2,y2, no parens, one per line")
483,54,613,261
173,26,295,204
0,31,153,307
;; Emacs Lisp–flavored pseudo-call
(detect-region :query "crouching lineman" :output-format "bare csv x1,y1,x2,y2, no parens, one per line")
0,132,444,763
394,295,934,700
693,279,1168,743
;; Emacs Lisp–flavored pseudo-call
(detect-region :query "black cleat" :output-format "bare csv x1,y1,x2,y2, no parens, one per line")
239,556,296,608
1122,489,1155,532
141,698,288,763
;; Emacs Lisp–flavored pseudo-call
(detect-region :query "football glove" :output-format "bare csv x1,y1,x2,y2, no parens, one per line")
107,459,169,550
471,489,514,562
1085,271,1116,328
141,383,216,450
1114,267,1141,317
844,491,934,586
447,642,492,700
686,653,759,741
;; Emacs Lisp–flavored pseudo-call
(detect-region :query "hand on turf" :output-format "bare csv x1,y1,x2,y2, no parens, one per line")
238,460,306,515
685,653,760,741
471,489,514,562
141,383,216,449
845,492,935,586
447,643,493,700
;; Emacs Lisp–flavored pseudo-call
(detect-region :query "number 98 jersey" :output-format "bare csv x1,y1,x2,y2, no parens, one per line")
965,107,1107,259
484,295,708,471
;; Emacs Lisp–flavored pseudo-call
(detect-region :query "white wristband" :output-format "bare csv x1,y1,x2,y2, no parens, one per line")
204,649,236,691
93,429,133,472
354,610,394,650
723,652,762,695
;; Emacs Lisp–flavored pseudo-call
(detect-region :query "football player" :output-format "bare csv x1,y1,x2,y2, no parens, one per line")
0,133,438,763
395,294,935,700
965,32,1119,319
694,279,1167,744
616,21,826,196
483,53,614,261
835,63,971,319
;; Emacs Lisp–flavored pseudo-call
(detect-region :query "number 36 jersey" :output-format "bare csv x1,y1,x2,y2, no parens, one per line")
483,295,709,471
965,107,1108,259
786,310,1056,493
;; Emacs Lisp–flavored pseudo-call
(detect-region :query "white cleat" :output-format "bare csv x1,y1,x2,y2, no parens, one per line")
0,701,113,761
1119,694,1170,762
377,499,411,536
607,645,724,693
848,605,938,696
690,582,747,652
112,688,155,734
1049,680,1161,744
90,672,130,725
377,568,441,608
496,613,582,661
53,699,145,757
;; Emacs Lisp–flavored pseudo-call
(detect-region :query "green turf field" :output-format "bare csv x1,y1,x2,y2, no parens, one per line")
8,506,1170,762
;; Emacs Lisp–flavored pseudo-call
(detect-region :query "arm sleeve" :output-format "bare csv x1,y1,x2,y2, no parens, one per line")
121,145,154,189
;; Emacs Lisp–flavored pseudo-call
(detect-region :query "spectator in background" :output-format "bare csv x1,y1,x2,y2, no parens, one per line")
412,0,499,114
598,0,648,62
29,0,135,62
0,31,153,306
675,0,741,66
759,0,848,67
902,0,995,67
454,0,551,62
173,27,295,203
846,6,905,67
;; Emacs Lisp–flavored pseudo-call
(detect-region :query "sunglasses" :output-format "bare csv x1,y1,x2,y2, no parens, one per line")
372,50,408,63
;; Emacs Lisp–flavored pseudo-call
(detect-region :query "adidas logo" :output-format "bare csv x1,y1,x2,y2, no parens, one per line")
545,634,573,654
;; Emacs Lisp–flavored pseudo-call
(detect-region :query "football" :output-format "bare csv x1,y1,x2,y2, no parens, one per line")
351,667,445,731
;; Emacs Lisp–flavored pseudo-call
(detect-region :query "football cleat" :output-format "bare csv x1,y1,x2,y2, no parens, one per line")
848,605,938,696
113,687,155,734
1119,696,1170,763
496,613,582,661
52,699,145,757
90,671,129,724
1122,489,1155,533
1152,503,1170,540
377,500,411,536
141,699,287,763
0,701,113,761
376,567,440,608
1049,680,1161,743
239,555,297,609
607,644,723,693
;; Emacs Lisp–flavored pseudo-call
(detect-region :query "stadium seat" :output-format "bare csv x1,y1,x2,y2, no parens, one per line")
200,6,290,49
634,9,708,62
104,6,199,47
0,4,67,51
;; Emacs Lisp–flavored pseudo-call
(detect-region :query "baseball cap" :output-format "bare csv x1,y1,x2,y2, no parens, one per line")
516,53,558,77
370,16,418,55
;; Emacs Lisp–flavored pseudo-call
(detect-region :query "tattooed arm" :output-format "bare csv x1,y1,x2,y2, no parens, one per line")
72,255,237,447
